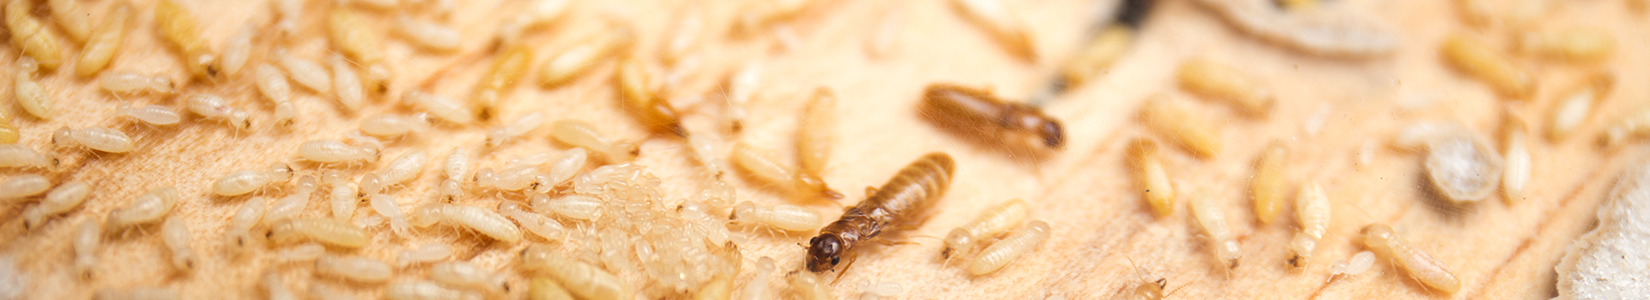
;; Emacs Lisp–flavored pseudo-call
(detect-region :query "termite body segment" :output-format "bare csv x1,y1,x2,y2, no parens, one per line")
1441,33,1533,99
1177,58,1274,117
1140,95,1221,158
615,58,686,137
1360,224,1460,293
1288,181,1329,270
808,153,955,273
943,199,1029,259
1127,139,1175,216
154,0,217,78
76,2,134,77
1190,190,1240,269
1251,141,1287,224
921,84,1065,149
732,142,843,199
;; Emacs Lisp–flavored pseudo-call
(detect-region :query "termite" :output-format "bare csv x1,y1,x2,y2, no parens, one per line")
255,63,294,103
1547,73,1614,141
1251,141,1287,224
272,243,325,263
154,0,217,78
213,162,294,196
321,172,357,221
92,287,178,300
370,194,411,236
118,104,182,126
948,0,1035,61
489,112,546,147
1139,95,1221,158
329,7,389,91
23,180,91,230
98,71,175,95
0,175,50,202
530,277,574,300
1177,58,1274,117
501,201,565,241
75,2,132,77
787,270,834,300
1287,181,1329,270
496,0,570,44
270,0,299,36
518,244,633,300
1360,223,1460,293
538,27,633,87
224,197,267,254
45,0,89,43
1190,189,1241,269
471,44,534,120
531,194,602,221
736,256,777,300
431,261,509,295
386,280,483,300
0,145,51,169
538,147,588,191
360,113,432,138
1515,25,1615,63
797,87,837,176
160,215,196,272
261,271,298,300
14,58,52,119
4,0,65,70
615,58,686,136
404,91,476,124
1441,33,1533,99
808,153,955,273
1059,25,1132,88
729,201,822,232
266,217,371,249
856,280,903,300
476,166,543,192
315,254,394,283
274,49,332,94
967,220,1049,275
551,120,638,164
943,199,1029,259
106,186,180,232
263,176,320,226
364,149,428,195
1425,132,1504,203
1502,110,1530,203
330,54,365,112
1329,250,1376,281
299,139,380,164
410,203,524,243
221,23,253,78
921,84,1065,150
398,243,453,267
732,142,843,199
183,93,253,130
395,15,460,52
1126,138,1175,216
723,63,761,132
74,220,99,279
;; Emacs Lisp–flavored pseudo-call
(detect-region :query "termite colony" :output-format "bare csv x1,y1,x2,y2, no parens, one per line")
0,0,1639,298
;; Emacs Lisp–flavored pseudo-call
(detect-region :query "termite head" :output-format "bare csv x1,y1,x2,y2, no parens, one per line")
51,126,74,148
941,228,973,259
806,234,843,272
1038,120,1065,148
1005,109,1064,149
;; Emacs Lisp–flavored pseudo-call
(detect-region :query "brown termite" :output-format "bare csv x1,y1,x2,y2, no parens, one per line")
732,142,844,199
949,0,1036,61
615,58,686,137
808,153,955,273
75,2,132,77
154,0,217,78
1126,138,1175,216
471,44,533,120
1441,33,1533,99
23,180,91,230
1547,73,1614,142
921,84,1065,149
943,199,1029,259
1251,141,1287,224
1140,94,1221,158
1360,223,1461,293
1177,58,1274,118
5,0,65,70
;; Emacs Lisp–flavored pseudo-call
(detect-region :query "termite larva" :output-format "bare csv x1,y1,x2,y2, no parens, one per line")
1177,58,1274,118
476,166,542,192
93,287,179,300
14,58,52,119
0,175,49,202
46,0,89,43
530,277,575,300
787,270,834,300
489,112,546,147
615,58,686,136
1329,250,1376,280
272,243,325,263
1547,73,1614,141
386,279,483,300
213,163,294,196
1126,139,1175,216
403,91,476,124
471,44,533,120
322,172,357,220
1515,25,1615,63
274,49,332,94
500,202,565,241
300,139,381,164
1190,190,1241,269
106,186,180,232
856,280,903,300
518,244,633,300
1425,133,1504,203
329,7,389,90
98,71,175,95
1502,111,1530,203
370,194,411,236
539,148,588,191
943,199,1029,259
0,145,52,169
1251,141,1287,224
538,27,633,87
315,254,394,283
396,15,460,52
75,2,132,77
183,93,253,130
329,54,364,112
261,271,298,300
398,243,453,267
360,113,432,138
948,0,1035,61
1287,181,1329,270
4,0,65,70
160,215,196,272
74,220,99,279
1441,33,1533,99
411,203,523,243
531,194,602,221
1140,95,1221,158
225,197,267,253
797,88,836,178
1059,25,1131,88
118,104,182,126
1361,223,1460,293
154,0,217,78
431,261,509,295
266,217,371,249
732,142,843,199
921,84,1065,149
23,180,91,230
966,220,1049,275
263,176,320,225
729,201,822,232
366,149,428,194
551,120,638,164
255,63,294,105
809,153,954,272
220,23,253,78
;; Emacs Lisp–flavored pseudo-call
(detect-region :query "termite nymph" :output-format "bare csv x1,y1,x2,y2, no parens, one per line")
14,57,53,119
1127,138,1175,216
329,7,389,91
1441,33,1533,99
75,2,133,77
0,175,50,202
787,270,834,300
538,26,633,87
221,23,253,78
410,203,523,243
403,91,475,124
299,139,381,164
615,58,686,137
117,104,182,126
5,0,65,70
213,162,294,196
551,120,638,164
395,14,461,52
274,49,332,94
106,186,180,232
1502,109,1531,203
315,254,393,283
943,199,1029,260
398,243,453,267
732,142,844,199
74,219,99,280
1251,141,1287,224
472,44,534,120
1140,94,1221,158
809,153,955,273
183,93,253,130
98,71,175,95
1177,58,1274,117
1361,223,1460,293
1287,181,1329,270
1547,73,1614,142
160,215,196,272
265,217,371,249
23,180,91,230
797,88,837,180
921,84,1065,149
729,201,823,232
967,220,1050,275
0,145,52,169
518,244,634,300
154,0,218,78
1190,189,1240,269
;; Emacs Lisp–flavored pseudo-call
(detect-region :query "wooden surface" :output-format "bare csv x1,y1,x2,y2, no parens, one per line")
2,0,1646,299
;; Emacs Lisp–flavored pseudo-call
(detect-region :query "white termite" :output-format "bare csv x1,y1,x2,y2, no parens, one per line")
360,113,432,138
550,120,637,163
160,215,196,272
273,243,326,263
476,166,543,192
967,220,1050,275
274,49,332,94
299,139,380,164
729,201,822,232
47,0,91,43
220,23,253,77
950,0,1035,61
724,63,761,131
410,203,523,243
263,176,320,226
536,148,588,193
1190,190,1241,269
315,254,394,283
1503,112,1531,203
386,279,483,300
261,271,298,300
1329,251,1377,281
213,163,294,196
329,54,365,112
370,194,411,237
0,144,53,169
97,71,174,95
518,245,633,300
14,58,53,118
1548,73,1614,141
530,277,575,300
266,217,371,249
431,261,509,295
403,91,475,124
944,199,1029,259
537,27,632,87
183,93,252,130
92,287,179,300
23,180,91,230
0,175,50,202
531,194,602,221
117,104,182,126
496,0,569,43
398,243,453,267
1360,223,1460,293
500,201,565,241
787,270,833,300
306,283,350,300
488,112,545,147
440,148,472,201
365,149,428,195
106,186,180,232
75,2,133,77
738,256,777,300
1288,181,1330,270
225,197,267,253
687,133,726,178
396,15,461,52
53,126,135,153
323,172,357,220
255,63,293,103
856,280,902,300
74,220,100,280
271,0,300,36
